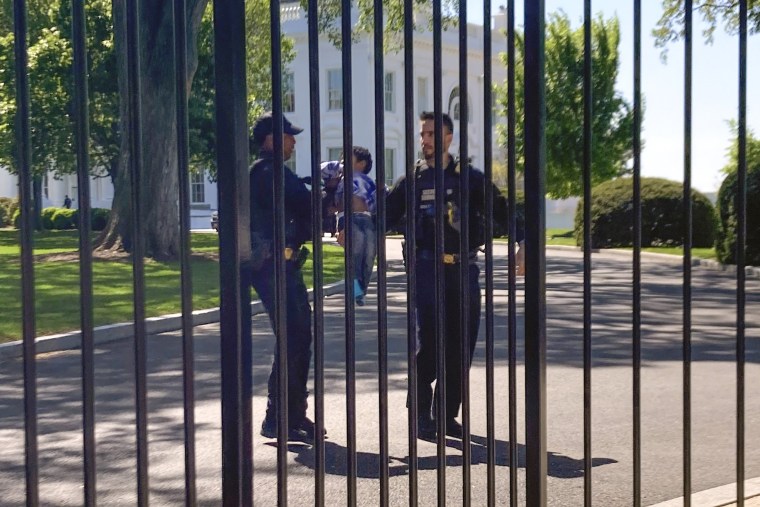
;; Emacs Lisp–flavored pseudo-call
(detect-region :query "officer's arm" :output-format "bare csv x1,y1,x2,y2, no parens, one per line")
285,170,312,229
385,175,407,232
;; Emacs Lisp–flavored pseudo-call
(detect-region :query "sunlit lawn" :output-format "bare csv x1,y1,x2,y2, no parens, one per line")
0,230,344,342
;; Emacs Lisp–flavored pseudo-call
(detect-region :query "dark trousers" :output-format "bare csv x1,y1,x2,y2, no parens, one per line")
415,259,481,421
251,259,313,423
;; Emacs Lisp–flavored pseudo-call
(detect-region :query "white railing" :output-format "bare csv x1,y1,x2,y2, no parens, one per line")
280,4,304,22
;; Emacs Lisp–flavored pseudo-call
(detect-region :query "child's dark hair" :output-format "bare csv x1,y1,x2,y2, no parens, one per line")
352,146,373,174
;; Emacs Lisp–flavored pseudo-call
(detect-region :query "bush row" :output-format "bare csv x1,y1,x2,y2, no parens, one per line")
573,178,717,248
10,207,110,231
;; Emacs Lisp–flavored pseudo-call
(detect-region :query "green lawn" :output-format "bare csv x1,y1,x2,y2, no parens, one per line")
0,230,344,342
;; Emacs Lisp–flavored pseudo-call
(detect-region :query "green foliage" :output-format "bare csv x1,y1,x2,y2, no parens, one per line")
177,2,297,177
301,0,458,51
0,0,118,178
91,208,109,231
654,1,760,56
0,196,18,226
51,208,77,230
495,12,635,199
722,124,760,176
574,177,717,248
41,207,58,229
715,135,760,265
11,208,20,228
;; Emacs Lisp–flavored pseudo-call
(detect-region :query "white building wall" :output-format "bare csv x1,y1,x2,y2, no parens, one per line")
1,8,506,229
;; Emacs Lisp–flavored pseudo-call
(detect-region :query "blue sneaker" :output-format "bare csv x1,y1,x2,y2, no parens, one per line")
353,279,364,298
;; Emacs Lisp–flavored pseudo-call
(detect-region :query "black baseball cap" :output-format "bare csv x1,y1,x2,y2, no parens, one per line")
251,111,303,144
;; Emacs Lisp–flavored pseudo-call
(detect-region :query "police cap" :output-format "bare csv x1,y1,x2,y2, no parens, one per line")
251,111,303,145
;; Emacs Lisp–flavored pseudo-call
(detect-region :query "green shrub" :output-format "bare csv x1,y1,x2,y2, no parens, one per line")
90,208,110,231
574,177,717,248
41,207,58,230
51,208,77,230
715,163,760,265
11,209,21,228
0,197,18,227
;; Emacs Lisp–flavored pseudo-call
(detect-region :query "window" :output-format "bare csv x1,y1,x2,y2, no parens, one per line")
384,72,395,112
191,171,205,203
283,71,295,112
384,148,396,186
448,87,470,123
327,147,343,162
417,77,428,113
43,174,49,199
327,69,342,110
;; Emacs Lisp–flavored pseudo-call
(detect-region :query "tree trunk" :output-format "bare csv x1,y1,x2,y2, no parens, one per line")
96,0,207,260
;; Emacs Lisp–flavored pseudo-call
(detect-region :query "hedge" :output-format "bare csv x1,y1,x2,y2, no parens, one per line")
716,163,760,265
11,207,110,231
574,177,717,248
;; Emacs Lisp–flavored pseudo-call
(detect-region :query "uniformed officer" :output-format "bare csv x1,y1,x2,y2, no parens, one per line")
248,111,320,443
386,111,512,440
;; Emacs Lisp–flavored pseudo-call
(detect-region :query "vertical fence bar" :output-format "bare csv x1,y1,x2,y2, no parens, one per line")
372,1,390,503
71,1,96,504
736,1,747,505
632,1,642,505
172,0,198,503
582,1,593,505
506,1,518,504
12,0,39,504
269,1,290,504
339,0,357,503
482,0,496,504
457,0,472,503
682,1,693,505
403,0,419,503
213,0,251,502
432,0,448,502
307,0,326,502
124,1,149,503
523,0,547,504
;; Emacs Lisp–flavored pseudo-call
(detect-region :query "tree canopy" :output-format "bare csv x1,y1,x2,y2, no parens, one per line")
654,0,760,52
0,0,118,179
495,12,635,199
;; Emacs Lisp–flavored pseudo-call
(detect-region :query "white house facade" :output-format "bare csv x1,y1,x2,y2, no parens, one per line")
0,7,507,229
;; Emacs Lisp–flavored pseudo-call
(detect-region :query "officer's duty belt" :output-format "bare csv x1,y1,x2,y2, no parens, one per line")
416,249,477,264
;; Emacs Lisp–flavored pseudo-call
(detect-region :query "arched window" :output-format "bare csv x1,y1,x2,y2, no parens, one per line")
448,87,471,123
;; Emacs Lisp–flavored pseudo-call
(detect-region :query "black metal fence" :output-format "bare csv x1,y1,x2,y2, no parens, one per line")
7,0,752,505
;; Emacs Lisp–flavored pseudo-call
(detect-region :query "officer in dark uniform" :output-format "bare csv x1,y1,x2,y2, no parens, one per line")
248,112,320,443
386,111,511,440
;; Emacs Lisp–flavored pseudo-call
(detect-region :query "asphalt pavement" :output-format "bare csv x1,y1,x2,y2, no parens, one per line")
0,239,758,506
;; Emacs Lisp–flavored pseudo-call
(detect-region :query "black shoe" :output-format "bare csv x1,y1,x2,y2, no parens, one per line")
289,417,327,444
260,416,326,444
417,417,436,441
260,415,277,439
445,419,463,439
355,296,365,306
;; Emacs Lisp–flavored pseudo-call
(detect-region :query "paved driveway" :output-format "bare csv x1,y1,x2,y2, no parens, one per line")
0,242,758,506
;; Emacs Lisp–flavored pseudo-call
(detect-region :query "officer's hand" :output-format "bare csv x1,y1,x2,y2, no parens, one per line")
336,230,346,248
300,176,313,186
